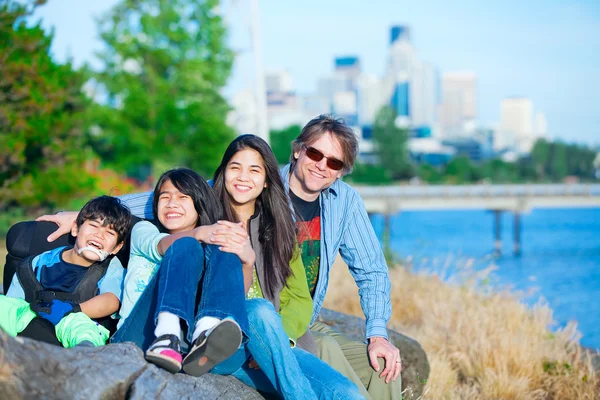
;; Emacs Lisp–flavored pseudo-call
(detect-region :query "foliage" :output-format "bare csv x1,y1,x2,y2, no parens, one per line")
416,164,444,184
344,163,392,185
85,0,236,180
372,106,413,180
413,138,598,185
0,0,96,210
443,156,481,184
270,125,301,165
530,139,596,182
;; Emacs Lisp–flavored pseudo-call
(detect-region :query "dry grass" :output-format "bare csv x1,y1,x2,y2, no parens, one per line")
324,258,600,399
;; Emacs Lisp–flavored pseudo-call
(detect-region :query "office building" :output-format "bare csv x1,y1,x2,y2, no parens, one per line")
440,72,477,138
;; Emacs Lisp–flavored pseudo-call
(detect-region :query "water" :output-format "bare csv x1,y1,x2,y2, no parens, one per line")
370,208,600,350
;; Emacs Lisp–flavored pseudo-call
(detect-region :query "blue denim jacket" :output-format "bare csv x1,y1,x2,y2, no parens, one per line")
119,166,392,340
281,164,391,340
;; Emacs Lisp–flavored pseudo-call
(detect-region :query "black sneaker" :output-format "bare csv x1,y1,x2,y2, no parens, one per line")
182,318,242,376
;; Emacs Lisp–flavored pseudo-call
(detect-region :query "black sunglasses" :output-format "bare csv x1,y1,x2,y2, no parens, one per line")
303,145,345,171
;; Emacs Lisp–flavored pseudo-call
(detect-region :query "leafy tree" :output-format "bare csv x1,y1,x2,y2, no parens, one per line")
548,141,568,180
270,125,301,165
531,139,550,180
372,106,412,179
344,163,392,185
444,156,481,184
480,159,519,183
86,0,235,180
417,164,444,184
0,0,95,210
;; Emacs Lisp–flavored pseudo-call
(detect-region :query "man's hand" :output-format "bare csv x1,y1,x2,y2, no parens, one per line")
368,336,402,383
36,211,78,242
37,300,81,325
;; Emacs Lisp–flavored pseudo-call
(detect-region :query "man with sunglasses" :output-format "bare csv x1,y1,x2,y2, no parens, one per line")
281,114,402,400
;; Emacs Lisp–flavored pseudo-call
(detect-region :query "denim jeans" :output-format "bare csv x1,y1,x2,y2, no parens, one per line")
212,299,364,400
112,237,249,349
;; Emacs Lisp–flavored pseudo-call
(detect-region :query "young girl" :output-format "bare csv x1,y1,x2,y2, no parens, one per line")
112,168,252,376
208,135,363,399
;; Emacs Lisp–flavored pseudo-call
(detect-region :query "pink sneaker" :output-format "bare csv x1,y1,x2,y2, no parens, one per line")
145,334,183,373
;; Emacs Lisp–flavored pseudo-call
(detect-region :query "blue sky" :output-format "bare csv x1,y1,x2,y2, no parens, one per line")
33,0,600,145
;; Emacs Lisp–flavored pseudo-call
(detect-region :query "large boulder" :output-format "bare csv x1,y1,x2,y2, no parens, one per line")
0,309,429,399
319,309,430,399
0,331,262,400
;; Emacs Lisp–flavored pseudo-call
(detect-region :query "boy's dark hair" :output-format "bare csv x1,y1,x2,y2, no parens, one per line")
76,196,132,244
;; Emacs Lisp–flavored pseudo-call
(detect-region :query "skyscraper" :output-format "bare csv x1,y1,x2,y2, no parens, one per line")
440,72,477,138
334,56,361,90
385,26,415,124
500,97,535,153
390,25,410,45
411,61,438,128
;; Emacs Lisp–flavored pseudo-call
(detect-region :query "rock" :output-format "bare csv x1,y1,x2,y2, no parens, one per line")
0,331,262,400
0,310,430,399
319,308,430,398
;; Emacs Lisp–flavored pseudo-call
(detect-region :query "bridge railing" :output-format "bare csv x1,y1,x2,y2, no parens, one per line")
352,184,600,198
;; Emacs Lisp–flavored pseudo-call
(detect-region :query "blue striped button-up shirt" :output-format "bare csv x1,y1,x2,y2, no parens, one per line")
281,164,392,340
119,165,392,340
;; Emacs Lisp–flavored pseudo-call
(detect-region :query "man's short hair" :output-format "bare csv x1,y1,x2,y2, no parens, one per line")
290,114,359,175
76,196,132,244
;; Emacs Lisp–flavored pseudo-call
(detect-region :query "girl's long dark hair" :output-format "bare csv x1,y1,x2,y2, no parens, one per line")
213,134,295,298
152,168,222,233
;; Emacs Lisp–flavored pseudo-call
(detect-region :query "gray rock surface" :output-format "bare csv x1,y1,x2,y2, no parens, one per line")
0,309,429,399
0,332,262,400
319,308,430,398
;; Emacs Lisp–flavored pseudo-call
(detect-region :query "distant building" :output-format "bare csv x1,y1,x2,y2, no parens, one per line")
408,137,455,166
357,74,384,126
334,56,361,88
442,138,485,162
390,25,411,45
390,74,410,118
500,97,536,153
265,69,294,93
534,111,548,138
440,72,477,138
410,61,438,129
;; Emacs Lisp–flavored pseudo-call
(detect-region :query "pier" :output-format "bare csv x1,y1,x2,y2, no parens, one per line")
355,183,600,255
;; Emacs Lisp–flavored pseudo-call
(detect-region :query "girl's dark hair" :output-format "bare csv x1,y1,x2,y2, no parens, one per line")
152,168,222,233
213,134,295,298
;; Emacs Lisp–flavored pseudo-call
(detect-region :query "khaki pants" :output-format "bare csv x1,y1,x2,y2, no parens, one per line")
311,321,402,400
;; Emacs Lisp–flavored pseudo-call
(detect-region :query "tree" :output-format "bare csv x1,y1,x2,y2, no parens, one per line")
0,0,95,210
531,139,550,180
444,156,481,184
270,125,301,165
86,0,235,180
372,106,412,179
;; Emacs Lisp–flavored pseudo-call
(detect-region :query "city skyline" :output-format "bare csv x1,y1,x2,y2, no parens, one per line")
32,0,600,146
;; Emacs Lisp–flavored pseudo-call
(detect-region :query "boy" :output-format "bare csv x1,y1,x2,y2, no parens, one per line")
0,196,131,348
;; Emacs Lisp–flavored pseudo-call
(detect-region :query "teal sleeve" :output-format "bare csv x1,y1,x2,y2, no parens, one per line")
130,221,168,264
97,258,125,300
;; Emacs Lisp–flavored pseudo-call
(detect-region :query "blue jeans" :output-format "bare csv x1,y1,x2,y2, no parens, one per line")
213,299,364,400
112,237,249,349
